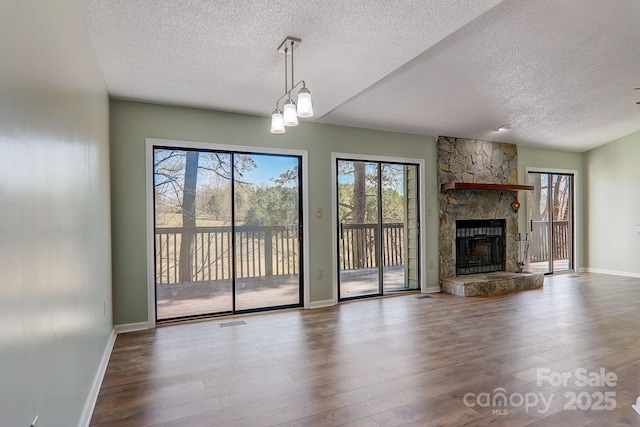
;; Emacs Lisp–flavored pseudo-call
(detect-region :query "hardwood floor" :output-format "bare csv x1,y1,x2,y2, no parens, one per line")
91,273,640,426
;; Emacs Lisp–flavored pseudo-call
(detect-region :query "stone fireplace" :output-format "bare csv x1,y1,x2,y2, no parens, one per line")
438,136,543,296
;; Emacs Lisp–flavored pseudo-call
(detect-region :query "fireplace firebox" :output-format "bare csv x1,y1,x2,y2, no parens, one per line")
456,219,505,275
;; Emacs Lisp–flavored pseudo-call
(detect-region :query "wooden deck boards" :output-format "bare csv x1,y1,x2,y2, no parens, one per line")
156,266,408,319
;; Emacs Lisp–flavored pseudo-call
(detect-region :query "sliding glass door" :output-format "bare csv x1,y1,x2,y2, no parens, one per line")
153,147,302,320
337,159,420,299
234,153,301,311
527,172,574,274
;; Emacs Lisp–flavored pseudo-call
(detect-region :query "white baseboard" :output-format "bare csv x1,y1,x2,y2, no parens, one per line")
80,322,150,425
309,299,335,309
114,321,150,334
425,286,440,293
78,328,116,427
583,268,640,278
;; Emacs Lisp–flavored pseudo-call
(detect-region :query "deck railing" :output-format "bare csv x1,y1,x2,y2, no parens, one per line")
339,223,404,270
155,225,299,284
155,223,405,284
530,220,570,262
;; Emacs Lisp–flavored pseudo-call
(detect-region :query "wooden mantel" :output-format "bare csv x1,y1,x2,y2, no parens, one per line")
440,182,534,191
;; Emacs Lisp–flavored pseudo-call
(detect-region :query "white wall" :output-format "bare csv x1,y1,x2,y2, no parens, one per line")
585,132,640,276
0,1,112,425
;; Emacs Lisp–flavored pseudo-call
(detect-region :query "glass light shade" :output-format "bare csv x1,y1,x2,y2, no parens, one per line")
283,100,299,126
296,87,313,118
270,109,285,134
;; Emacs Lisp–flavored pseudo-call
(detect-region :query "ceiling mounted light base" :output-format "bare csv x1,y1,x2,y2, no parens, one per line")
277,37,301,54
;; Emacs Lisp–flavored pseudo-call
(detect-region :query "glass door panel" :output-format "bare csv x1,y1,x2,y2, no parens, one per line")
234,153,301,310
154,149,233,320
527,172,573,274
528,172,551,274
338,161,380,298
382,164,420,292
338,159,420,300
551,174,573,272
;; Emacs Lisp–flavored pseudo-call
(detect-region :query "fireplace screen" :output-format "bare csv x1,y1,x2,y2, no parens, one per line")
456,219,505,275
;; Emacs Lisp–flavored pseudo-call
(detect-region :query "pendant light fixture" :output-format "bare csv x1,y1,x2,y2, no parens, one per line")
270,37,313,134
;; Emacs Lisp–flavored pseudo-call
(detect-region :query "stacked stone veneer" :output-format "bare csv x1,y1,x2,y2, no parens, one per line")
438,137,519,280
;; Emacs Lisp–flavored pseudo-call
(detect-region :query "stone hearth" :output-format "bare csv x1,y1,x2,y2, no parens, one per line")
441,272,544,297
438,136,543,296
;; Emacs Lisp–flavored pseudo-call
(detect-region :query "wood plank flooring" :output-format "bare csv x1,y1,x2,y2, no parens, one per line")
91,273,640,426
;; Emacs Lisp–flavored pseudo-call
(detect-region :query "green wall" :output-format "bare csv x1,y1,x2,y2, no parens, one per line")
110,100,439,324
0,1,112,425
584,132,640,275
517,146,586,270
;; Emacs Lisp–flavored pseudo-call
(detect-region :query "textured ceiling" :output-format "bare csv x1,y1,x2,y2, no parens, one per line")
80,0,640,152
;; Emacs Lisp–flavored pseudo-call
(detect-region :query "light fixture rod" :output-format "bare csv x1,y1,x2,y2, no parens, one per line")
277,37,302,101
290,40,294,92
284,45,288,99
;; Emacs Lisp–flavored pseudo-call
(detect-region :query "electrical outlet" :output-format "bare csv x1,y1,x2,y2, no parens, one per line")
317,270,322,279
427,208,432,217
429,260,434,269
316,208,322,218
